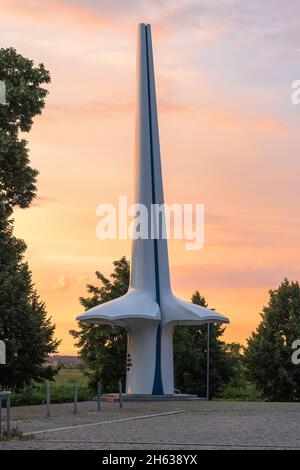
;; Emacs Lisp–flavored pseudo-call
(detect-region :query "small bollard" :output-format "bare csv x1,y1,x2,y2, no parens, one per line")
0,391,11,439
0,398,2,434
46,383,51,418
6,394,10,439
97,382,101,411
74,382,78,415
118,380,123,409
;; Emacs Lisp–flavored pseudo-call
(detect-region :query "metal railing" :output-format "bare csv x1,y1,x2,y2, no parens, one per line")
45,381,104,417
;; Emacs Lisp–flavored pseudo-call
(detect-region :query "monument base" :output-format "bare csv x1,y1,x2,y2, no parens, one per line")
102,393,205,402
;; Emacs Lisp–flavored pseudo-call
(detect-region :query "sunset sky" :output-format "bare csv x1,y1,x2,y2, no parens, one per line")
1,0,300,354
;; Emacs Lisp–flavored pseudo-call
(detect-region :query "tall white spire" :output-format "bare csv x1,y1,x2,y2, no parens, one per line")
77,24,229,395
130,24,171,298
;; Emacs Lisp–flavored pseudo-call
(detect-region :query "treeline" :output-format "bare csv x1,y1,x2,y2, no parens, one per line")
0,48,59,391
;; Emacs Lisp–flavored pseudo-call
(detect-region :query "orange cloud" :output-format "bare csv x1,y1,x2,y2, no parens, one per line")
1,0,129,34
193,109,287,133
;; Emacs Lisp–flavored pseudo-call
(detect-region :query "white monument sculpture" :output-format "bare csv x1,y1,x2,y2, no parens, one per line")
77,24,229,395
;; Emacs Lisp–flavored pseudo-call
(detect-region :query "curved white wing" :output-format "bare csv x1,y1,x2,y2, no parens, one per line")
76,289,160,327
161,294,230,326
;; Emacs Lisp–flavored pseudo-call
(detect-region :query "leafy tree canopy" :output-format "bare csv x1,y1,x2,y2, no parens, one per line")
0,49,59,390
0,212,60,390
0,48,50,210
0,48,50,135
244,279,300,401
174,291,235,398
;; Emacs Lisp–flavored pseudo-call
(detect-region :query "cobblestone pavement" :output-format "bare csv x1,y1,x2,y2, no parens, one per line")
0,400,299,450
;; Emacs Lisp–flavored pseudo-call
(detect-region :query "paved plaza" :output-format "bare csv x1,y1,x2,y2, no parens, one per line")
0,400,300,450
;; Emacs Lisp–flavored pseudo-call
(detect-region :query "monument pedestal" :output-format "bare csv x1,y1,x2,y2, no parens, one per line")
102,393,204,402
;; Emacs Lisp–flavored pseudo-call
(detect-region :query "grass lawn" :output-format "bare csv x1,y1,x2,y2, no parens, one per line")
54,368,88,384
9,369,93,406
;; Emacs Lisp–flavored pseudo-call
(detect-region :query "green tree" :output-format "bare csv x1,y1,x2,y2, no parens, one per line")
244,279,300,401
0,211,60,390
70,257,129,392
0,48,50,210
218,343,262,401
0,48,59,390
174,291,234,398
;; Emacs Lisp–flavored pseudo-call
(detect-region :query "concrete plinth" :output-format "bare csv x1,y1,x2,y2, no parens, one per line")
102,393,204,402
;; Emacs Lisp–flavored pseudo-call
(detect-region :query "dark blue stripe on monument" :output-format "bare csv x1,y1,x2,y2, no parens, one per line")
145,25,163,395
